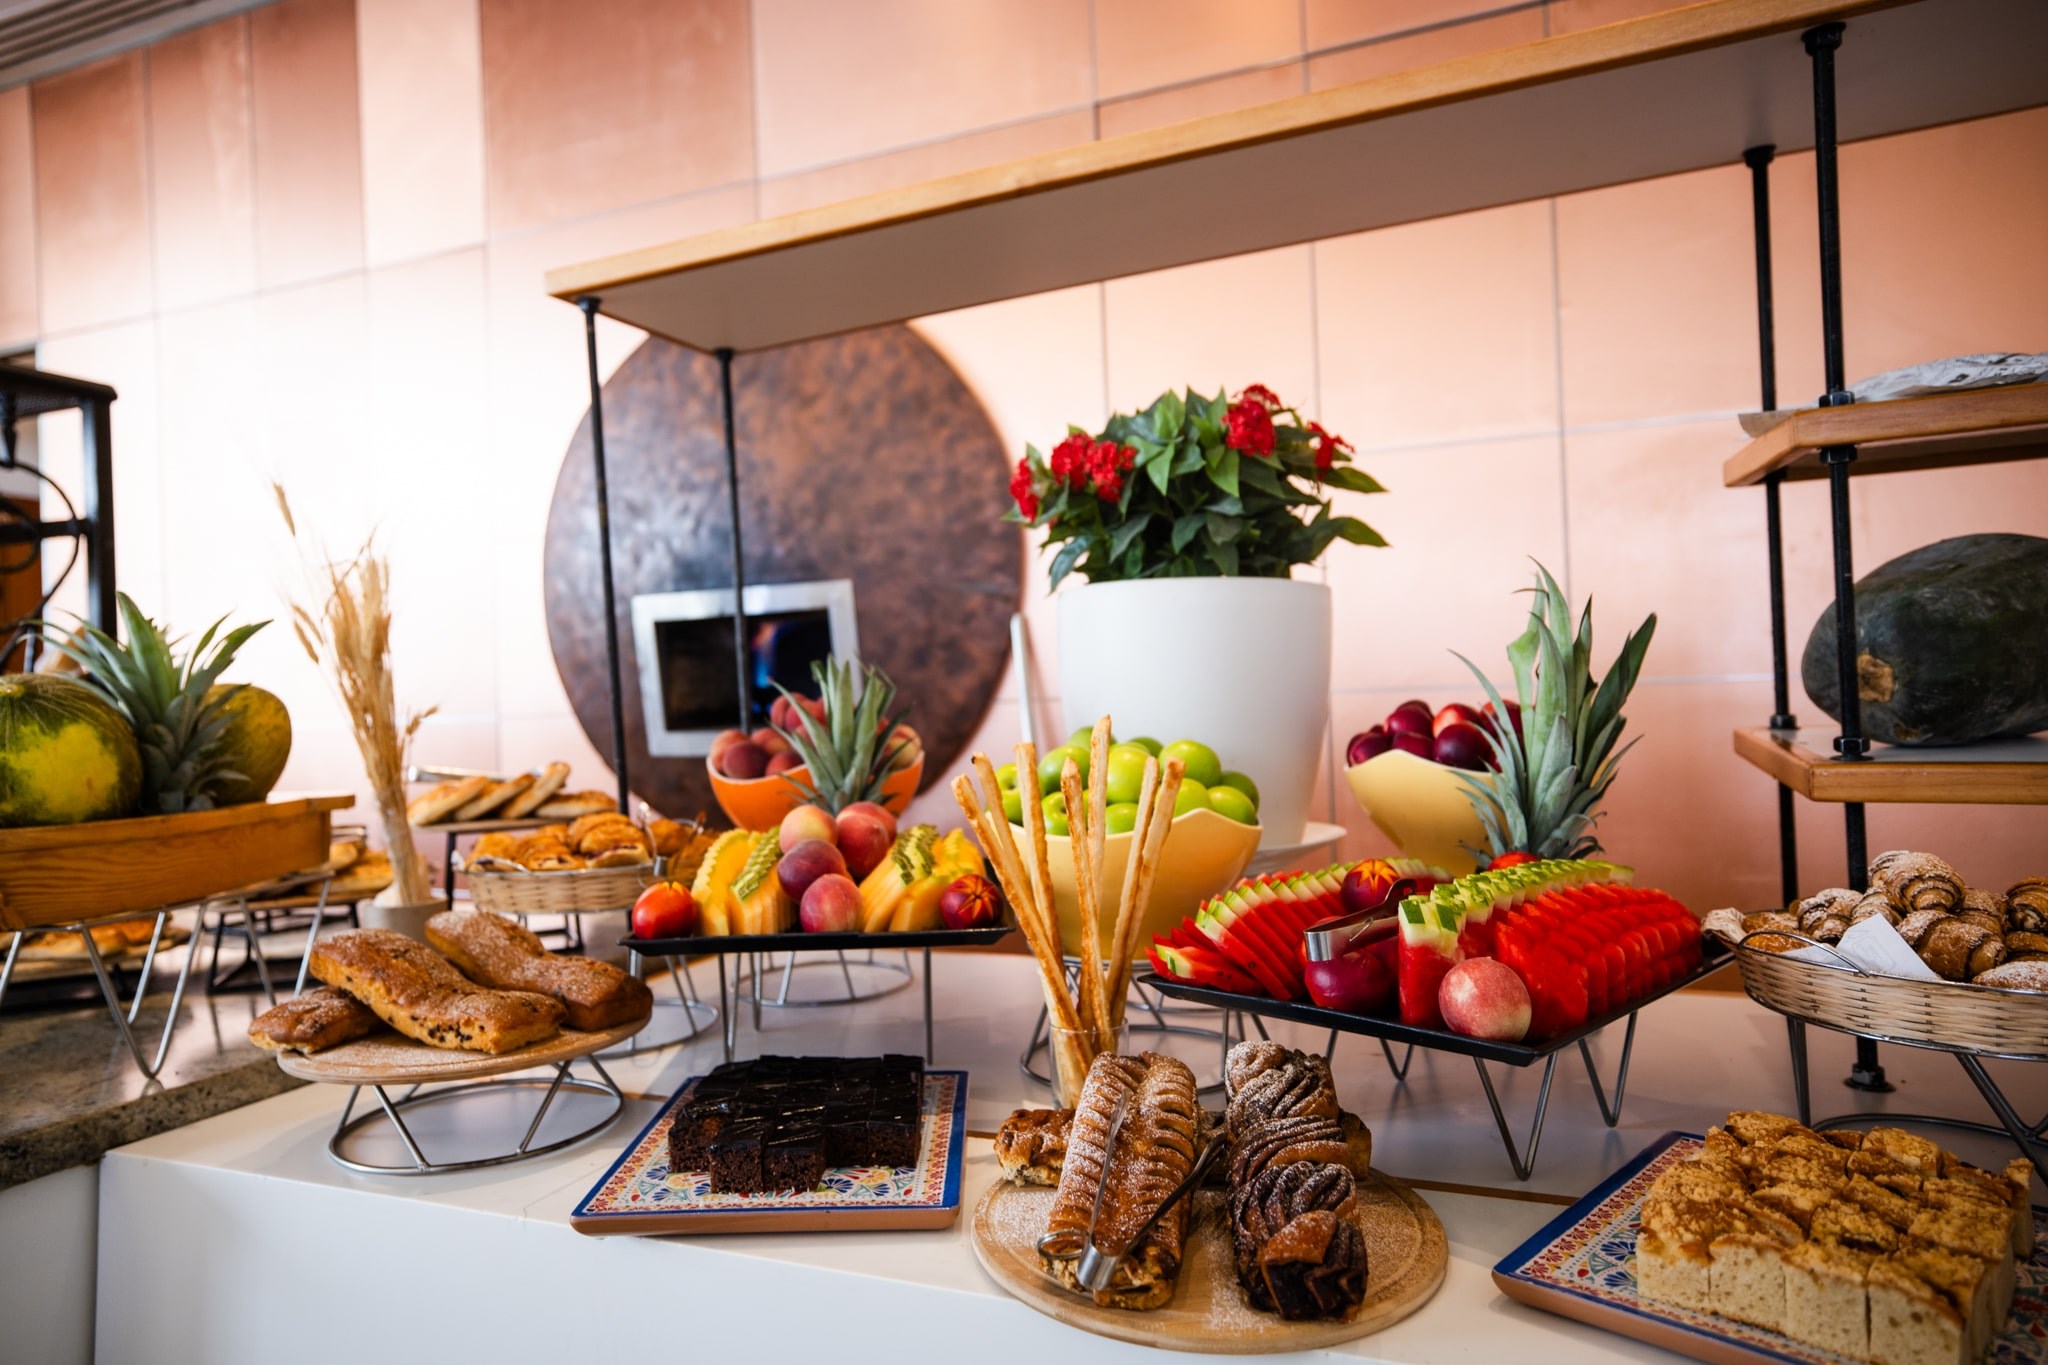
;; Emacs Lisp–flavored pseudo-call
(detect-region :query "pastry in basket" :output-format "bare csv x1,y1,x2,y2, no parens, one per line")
1040,1051,1200,1311
424,909,652,1031
536,789,616,819
308,928,564,1054
247,987,384,1054
510,833,583,871
468,832,523,865
503,761,570,819
454,773,532,821
2006,878,2048,935
573,816,653,866
407,775,491,826
1870,850,1964,916
1637,1111,2032,1365
647,818,692,858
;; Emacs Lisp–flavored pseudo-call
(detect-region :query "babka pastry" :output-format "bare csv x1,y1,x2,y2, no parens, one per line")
2005,877,2048,935
1871,850,1964,916
995,1107,1069,1186
1226,1051,1340,1139
246,986,382,1053
1040,1052,1200,1310
308,928,563,1054
1850,891,1902,927
425,909,652,1031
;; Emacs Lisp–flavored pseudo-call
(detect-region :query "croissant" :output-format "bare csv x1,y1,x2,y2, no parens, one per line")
1848,891,1900,927
1895,908,1949,950
1918,918,1992,982
1870,850,1963,915
2007,877,2048,935
1798,888,1861,934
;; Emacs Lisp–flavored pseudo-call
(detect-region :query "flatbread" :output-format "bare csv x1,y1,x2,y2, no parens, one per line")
503,762,570,819
407,776,491,826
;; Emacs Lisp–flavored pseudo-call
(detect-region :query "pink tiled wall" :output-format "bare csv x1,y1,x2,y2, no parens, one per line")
12,0,2046,914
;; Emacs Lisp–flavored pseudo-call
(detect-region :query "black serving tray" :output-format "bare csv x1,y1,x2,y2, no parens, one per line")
621,922,1015,957
1148,938,1732,1066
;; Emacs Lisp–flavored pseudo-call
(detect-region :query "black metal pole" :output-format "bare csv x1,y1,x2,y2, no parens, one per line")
1805,21,1887,1092
578,297,632,816
81,397,116,634
1745,143,1801,907
716,347,752,731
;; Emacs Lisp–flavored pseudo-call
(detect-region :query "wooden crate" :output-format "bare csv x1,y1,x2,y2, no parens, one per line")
0,794,354,930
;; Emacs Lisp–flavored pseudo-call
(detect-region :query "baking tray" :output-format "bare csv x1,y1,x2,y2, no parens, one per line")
1492,1131,2048,1365
570,1068,968,1235
1148,939,1732,1066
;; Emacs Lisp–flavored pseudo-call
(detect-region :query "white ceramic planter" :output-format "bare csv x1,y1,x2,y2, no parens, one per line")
362,889,447,941
1057,577,1331,845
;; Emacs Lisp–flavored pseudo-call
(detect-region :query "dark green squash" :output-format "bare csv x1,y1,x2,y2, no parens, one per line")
1802,533,2048,746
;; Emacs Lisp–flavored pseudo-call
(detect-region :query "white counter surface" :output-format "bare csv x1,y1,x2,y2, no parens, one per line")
96,953,2046,1362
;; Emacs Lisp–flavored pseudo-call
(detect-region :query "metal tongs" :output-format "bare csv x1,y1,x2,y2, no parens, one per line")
1302,877,1415,963
1036,1090,1229,1294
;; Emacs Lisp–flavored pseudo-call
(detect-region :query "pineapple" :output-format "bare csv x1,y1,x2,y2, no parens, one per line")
46,594,269,814
1453,565,1655,862
772,657,908,815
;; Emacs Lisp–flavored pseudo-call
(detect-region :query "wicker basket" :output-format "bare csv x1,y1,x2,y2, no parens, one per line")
461,861,653,915
1734,933,2048,1062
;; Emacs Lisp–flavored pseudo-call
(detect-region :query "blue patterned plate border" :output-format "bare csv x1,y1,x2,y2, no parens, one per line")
1492,1132,2048,1365
570,1069,968,1236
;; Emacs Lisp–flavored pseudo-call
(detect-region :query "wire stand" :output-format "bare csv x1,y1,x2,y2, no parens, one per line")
0,908,202,1079
608,947,717,1058
327,1054,626,1176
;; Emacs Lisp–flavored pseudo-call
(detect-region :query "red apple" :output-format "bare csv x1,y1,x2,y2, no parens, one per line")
1389,730,1434,760
777,838,847,902
1433,702,1483,736
631,880,699,939
1395,699,1432,719
1433,722,1493,772
1384,706,1433,738
1482,699,1524,740
1439,958,1532,1042
800,873,862,933
836,808,895,880
1304,950,1393,1013
718,741,769,779
1346,727,1390,766
1340,863,1412,917
765,750,803,775
939,875,999,930
779,804,837,850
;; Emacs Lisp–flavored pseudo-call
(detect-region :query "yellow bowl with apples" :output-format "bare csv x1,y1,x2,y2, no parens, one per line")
1036,807,1261,961
1344,749,1489,878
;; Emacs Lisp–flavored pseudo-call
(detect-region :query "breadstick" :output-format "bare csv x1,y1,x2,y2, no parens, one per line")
1104,755,1161,1018
1061,759,1112,1055
1113,757,1183,1026
953,775,1078,1035
1014,742,1061,959
1086,718,1114,1047
969,756,1055,972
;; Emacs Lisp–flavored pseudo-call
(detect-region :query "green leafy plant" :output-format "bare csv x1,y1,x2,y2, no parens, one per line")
771,657,909,815
1453,565,1655,861
45,593,269,813
1008,384,1386,587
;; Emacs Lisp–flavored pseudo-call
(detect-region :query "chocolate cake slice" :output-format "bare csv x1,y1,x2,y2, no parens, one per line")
676,1054,929,1193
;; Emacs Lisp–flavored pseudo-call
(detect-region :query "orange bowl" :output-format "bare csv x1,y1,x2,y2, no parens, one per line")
708,757,923,832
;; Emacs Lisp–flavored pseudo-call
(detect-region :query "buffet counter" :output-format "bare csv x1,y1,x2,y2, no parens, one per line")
85,952,2041,1363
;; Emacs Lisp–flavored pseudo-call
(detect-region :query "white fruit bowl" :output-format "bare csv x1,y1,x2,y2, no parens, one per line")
1344,750,1490,878
1031,807,1261,962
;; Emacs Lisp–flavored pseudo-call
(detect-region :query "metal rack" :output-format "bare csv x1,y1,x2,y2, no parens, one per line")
0,362,116,661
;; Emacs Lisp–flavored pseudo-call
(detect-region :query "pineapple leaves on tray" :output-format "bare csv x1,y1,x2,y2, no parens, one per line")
769,657,908,814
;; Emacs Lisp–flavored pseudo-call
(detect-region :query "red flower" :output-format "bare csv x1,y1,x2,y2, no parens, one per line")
1307,421,1353,471
1009,458,1040,521
1237,383,1283,412
1048,433,1092,489
1224,399,1276,458
1087,440,1135,501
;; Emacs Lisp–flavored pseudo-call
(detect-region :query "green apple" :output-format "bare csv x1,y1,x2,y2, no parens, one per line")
1002,786,1023,825
1045,812,1070,837
1162,739,1224,788
1037,745,1088,795
996,762,1020,792
1105,802,1139,834
1206,785,1258,825
1066,726,1113,749
1041,791,1068,821
1104,745,1150,804
1217,770,1260,811
1127,736,1163,757
1172,779,1210,817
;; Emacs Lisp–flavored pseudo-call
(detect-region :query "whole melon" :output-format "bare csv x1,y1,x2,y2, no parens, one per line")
206,683,293,805
0,673,143,826
1802,533,2048,746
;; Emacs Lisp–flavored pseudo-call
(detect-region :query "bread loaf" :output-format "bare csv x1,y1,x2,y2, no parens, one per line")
246,986,382,1053
424,908,651,1031
308,928,563,1054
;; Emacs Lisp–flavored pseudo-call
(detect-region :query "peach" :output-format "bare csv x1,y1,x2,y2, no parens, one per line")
765,750,802,775
751,727,792,758
718,741,769,779
880,724,922,773
779,804,837,850
1438,958,1532,1042
778,838,847,902
707,728,748,764
840,800,898,841
836,808,895,880
799,873,862,934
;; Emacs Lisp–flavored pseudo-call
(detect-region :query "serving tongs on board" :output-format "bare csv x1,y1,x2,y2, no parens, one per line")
1036,1089,1229,1294
1301,877,1416,962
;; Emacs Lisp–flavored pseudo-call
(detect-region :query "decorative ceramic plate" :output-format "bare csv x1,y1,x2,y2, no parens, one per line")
1493,1132,2048,1365
570,1070,967,1235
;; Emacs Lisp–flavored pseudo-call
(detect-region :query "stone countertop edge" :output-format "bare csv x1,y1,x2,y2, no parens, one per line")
0,1058,305,1193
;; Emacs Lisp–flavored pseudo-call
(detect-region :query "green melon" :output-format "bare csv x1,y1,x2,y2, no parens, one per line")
0,673,143,826
205,683,293,805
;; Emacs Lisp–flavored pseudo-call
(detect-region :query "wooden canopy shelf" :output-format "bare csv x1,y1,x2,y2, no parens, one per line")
1724,384,2048,486
1733,727,2048,805
549,0,2048,355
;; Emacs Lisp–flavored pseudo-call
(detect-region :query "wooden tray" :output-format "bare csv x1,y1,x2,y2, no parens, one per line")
1493,1132,2048,1365
570,1069,969,1235
971,1170,1447,1354
0,794,354,930
275,1015,647,1086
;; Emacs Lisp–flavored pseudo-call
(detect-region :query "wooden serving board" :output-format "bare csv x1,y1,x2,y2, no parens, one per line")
275,1016,646,1086
972,1171,1447,1354
0,795,354,930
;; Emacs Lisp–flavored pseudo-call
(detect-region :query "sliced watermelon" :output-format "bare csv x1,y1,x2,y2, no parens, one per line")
1149,942,1263,996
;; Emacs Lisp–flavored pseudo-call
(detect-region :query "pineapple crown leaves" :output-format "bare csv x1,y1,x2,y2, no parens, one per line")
768,656,909,814
1451,563,1654,861
42,592,269,813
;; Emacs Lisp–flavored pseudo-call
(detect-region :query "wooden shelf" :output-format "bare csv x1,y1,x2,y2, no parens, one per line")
1723,385,2048,486
1733,727,2048,804
548,0,2048,354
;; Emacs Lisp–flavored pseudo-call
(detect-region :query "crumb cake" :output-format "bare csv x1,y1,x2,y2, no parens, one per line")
666,1055,924,1195
1637,1113,2031,1365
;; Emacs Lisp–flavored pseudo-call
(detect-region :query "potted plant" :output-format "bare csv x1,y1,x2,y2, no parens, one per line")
1009,385,1385,844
